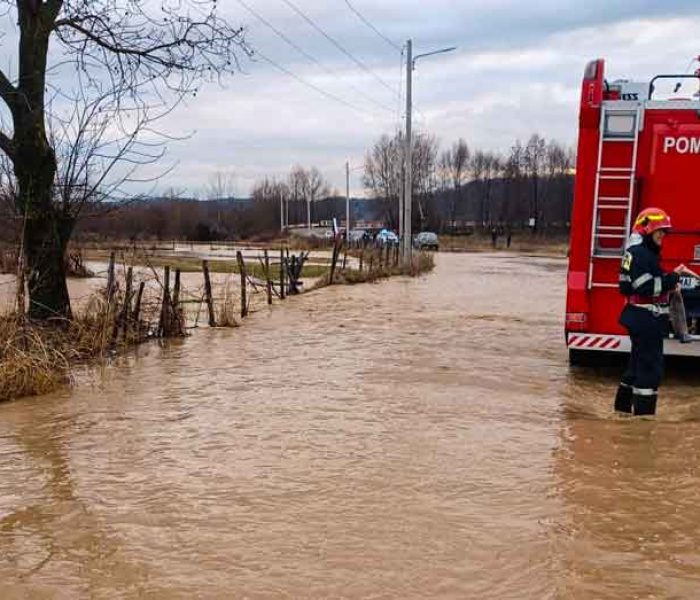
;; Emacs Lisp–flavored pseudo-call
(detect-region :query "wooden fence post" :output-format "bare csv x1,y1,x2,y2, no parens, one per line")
202,260,216,327
280,248,286,300
16,255,25,316
120,266,133,339
133,281,145,336
237,250,248,318
106,251,116,302
158,265,171,337
330,239,340,284
264,249,272,305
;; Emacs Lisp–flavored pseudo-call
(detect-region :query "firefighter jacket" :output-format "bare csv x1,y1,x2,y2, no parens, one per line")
619,235,679,303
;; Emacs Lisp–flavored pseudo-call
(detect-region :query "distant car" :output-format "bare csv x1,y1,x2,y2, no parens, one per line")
323,229,336,239
348,229,367,243
413,231,439,250
375,229,399,246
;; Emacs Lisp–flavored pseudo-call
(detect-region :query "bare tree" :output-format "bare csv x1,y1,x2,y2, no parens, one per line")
411,133,440,230
440,138,470,190
304,166,331,228
287,165,308,228
251,177,290,233
470,150,502,228
523,134,547,231
363,134,403,228
501,141,525,226
0,0,249,319
363,131,439,230
207,171,238,201
542,141,574,227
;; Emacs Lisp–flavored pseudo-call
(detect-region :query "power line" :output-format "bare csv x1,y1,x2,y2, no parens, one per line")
343,0,402,52
235,0,395,114
251,48,378,119
280,0,397,96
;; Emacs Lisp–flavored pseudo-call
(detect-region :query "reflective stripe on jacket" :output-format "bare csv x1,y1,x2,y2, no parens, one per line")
619,236,679,303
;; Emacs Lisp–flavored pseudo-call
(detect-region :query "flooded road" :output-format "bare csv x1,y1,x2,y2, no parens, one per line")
2,253,700,598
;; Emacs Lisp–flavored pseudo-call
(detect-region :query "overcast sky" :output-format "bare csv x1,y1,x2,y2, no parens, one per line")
4,1,700,197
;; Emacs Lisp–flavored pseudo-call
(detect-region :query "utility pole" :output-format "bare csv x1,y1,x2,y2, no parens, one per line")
401,41,456,264
307,198,311,230
346,161,351,242
398,130,404,247
280,192,285,232
402,39,413,264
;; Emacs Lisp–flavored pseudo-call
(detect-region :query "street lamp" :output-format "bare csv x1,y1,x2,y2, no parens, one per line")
401,40,457,264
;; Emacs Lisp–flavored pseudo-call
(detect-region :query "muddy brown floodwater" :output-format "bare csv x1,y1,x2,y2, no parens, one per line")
2,253,700,599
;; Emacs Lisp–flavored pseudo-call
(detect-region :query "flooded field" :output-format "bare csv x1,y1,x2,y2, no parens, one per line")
1,253,700,598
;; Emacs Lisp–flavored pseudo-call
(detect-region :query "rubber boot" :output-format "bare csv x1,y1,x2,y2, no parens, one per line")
632,393,658,417
614,383,633,413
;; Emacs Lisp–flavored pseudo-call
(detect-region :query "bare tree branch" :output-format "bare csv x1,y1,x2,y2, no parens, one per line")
0,131,14,157
0,68,17,109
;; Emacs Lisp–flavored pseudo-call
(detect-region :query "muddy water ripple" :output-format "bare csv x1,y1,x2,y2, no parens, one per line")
1,253,700,598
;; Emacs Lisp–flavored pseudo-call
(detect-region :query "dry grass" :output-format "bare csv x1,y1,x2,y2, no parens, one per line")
0,316,71,400
0,285,158,403
439,233,569,256
215,279,240,328
0,248,18,275
313,251,435,289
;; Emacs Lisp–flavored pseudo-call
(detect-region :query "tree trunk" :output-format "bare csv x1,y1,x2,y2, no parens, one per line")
22,203,74,320
14,127,71,320
12,2,73,320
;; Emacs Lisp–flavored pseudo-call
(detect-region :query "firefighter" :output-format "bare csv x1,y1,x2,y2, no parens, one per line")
615,208,687,416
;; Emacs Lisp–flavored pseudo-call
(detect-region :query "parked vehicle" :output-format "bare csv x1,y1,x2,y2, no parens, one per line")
348,229,367,243
413,231,439,250
375,229,399,246
566,57,700,364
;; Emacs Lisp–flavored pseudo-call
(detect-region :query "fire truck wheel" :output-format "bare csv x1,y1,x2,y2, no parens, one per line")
568,348,600,367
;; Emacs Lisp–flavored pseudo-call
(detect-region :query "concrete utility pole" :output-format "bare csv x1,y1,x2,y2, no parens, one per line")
398,131,404,247
346,161,351,242
402,39,413,264
307,198,311,230
402,41,457,264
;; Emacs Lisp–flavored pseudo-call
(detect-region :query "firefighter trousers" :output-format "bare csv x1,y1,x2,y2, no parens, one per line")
617,305,666,414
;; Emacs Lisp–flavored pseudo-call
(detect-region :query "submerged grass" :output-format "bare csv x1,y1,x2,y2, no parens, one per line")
313,251,435,289
1,247,433,403
83,249,329,279
0,292,154,403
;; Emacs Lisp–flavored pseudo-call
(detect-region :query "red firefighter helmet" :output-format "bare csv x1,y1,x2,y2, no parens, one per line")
632,208,672,235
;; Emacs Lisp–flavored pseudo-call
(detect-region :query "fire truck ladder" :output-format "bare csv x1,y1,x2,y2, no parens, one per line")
589,105,642,288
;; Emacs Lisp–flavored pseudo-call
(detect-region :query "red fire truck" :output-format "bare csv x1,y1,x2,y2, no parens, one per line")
566,58,700,364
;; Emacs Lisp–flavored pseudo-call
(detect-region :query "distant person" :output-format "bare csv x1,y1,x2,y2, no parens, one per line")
490,226,498,249
615,208,691,416
506,229,512,249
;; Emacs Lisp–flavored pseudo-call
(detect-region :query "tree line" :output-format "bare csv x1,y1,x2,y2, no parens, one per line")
1,131,575,246
363,132,575,233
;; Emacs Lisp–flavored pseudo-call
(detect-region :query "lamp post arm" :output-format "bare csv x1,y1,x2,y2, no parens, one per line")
412,46,457,68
